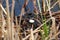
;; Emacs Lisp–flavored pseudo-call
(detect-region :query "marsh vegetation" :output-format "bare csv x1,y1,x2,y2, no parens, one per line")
0,0,60,40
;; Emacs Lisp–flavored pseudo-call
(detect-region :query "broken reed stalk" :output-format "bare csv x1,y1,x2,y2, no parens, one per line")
0,4,7,15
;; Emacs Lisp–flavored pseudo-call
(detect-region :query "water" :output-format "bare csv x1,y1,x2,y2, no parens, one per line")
2,0,60,16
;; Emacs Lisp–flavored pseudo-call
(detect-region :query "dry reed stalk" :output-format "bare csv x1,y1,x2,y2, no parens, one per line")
24,0,29,6
19,1,26,26
58,0,60,7
19,0,29,25
0,0,3,40
11,0,15,21
0,4,7,15
10,0,15,40
51,17,57,33
34,33,38,40
33,0,39,14
19,7,25,25
2,13,6,40
42,0,46,12
0,6,2,40
2,14,6,28
52,10,60,15
15,16,20,40
44,1,59,15
37,0,42,13
30,28,34,40
51,17,58,40
56,24,60,31
6,0,11,40
45,31,60,40
45,17,59,40
19,1,29,38
45,2,57,39
47,0,58,11
15,16,18,30
0,4,2,28
45,17,58,40
19,7,25,40
49,31,60,40
35,19,41,24
46,0,52,17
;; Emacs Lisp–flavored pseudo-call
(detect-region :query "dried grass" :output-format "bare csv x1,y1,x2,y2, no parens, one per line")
0,0,60,40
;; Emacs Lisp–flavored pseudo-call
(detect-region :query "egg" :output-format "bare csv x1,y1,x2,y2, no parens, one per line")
29,19,35,23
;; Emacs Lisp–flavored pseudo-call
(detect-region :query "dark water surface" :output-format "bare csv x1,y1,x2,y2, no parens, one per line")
2,0,60,16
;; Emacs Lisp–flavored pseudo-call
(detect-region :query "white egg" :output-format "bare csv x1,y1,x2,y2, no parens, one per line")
29,19,35,23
